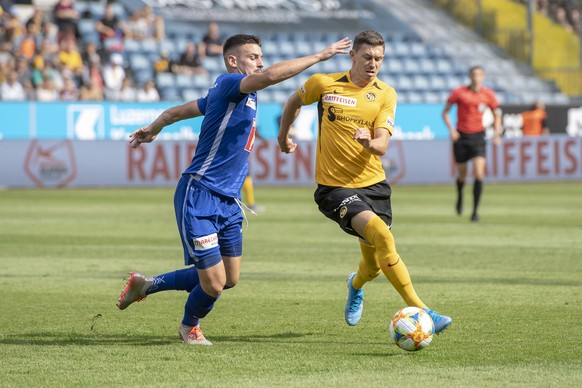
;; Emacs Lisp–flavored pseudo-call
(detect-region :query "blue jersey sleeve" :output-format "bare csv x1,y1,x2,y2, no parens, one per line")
216,73,246,101
197,95,208,115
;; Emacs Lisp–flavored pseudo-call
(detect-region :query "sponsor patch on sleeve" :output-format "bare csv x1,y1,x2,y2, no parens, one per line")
193,233,219,251
386,116,394,127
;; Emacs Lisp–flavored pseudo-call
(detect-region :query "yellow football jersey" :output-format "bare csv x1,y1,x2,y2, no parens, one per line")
297,71,397,188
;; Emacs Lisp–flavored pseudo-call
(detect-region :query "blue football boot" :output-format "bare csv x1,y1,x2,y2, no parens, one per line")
344,272,364,326
423,308,453,334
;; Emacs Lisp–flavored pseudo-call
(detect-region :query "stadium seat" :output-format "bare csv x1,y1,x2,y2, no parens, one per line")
130,54,151,71
123,39,140,54
157,73,176,88
175,74,194,89
141,39,158,54
160,87,180,101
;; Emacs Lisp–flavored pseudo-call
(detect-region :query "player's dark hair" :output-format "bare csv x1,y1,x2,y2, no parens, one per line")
352,30,384,52
223,34,261,56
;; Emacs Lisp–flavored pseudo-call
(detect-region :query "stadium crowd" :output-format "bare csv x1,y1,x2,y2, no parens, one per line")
0,0,221,102
515,0,582,33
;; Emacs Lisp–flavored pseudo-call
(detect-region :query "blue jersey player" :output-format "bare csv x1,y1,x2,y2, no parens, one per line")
117,34,351,345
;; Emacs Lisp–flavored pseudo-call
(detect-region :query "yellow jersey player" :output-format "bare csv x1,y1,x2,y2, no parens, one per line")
278,30,452,334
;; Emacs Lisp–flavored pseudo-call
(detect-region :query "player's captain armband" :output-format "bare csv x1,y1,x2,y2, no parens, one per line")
386,116,394,127
193,233,219,251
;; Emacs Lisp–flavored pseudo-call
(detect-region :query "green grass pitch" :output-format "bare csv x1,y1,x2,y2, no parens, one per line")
0,183,581,387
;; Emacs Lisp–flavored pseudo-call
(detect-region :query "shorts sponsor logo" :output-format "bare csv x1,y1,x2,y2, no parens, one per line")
339,206,348,218
323,94,357,107
334,194,361,212
193,233,219,251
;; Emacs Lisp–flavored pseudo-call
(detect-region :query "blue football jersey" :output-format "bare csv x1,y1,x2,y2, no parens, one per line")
184,73,257,198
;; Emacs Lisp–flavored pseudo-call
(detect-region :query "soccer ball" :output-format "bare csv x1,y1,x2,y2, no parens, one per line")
389,306,434,351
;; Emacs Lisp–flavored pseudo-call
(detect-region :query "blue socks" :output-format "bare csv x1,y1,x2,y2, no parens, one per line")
146,266,200,295
182,285,218,327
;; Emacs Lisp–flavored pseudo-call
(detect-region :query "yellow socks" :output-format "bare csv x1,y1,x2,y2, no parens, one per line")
352,241,382,289
241,176,255,207
362,216,427,308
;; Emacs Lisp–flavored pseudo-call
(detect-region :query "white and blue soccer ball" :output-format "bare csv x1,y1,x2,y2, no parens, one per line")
389,306,434,351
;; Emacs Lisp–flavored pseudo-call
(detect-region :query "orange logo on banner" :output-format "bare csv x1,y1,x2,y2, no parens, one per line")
24,141,77,188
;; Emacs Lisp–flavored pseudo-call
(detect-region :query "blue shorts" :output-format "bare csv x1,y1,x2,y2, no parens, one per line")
174,175,244,269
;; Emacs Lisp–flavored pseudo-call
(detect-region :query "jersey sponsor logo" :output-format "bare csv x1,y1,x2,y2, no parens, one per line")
246,98,256,110
323,94,357,107
327,106,374,127
365,92,376,102
193,233,219,251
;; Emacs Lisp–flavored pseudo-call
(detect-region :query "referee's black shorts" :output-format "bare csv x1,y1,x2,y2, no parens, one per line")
314,181,393,238
453,130,486,163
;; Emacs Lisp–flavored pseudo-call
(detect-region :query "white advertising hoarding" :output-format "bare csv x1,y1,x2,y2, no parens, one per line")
1,137,581,188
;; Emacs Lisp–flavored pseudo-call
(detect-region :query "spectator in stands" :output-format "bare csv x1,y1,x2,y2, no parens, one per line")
136,79,160,102
125,6,164,42
554,5,574,31
4,12,23,43
570,8,581,32
26,8,45,35
82,60,104,93
60,76,78,100
35,39,59,68
172,42,207,76
119,77,137,101
15,57,31,87
103,52,126,100
35,77,59,101
0,42,12,65
521,101,550,136
154,50,171,73
57,37,83,78
0,70,25,100
79,77,103,100
19,22,38,61
442,65,502,222
41,20,60,51
52,0,80,42
96,3,126,51
82,41,102,66
142,5,164,41
200,22,223,58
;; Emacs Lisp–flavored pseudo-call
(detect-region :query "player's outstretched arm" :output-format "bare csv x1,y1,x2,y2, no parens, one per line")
278,92,303,154
129,100,202,148
240,37,351,94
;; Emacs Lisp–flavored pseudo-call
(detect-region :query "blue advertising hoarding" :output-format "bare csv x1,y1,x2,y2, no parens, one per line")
0,101,452,141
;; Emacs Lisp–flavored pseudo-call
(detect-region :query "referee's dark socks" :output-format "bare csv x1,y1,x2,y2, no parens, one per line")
473,180,483,214
456,179,464,214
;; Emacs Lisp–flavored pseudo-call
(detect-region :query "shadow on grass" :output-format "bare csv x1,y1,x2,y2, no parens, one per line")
0,331,336,347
